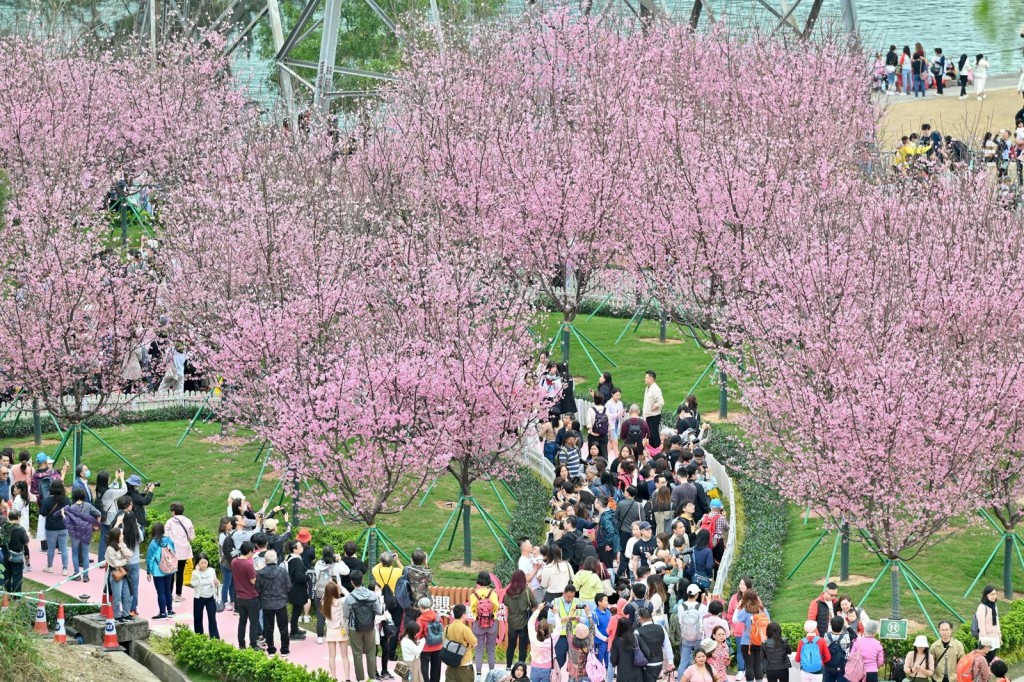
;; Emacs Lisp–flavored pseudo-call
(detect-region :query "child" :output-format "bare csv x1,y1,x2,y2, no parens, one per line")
990,659,1009,682
706,627,731,682
796,620,831,682
401,621,425,682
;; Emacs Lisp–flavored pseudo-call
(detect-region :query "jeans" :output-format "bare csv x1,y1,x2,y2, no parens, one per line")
108,571,132,618
220,566,235,604
886,72,896,90
555,635,569,668
959,76,968,96
913,74,925,96
194,596,220,639
128,562,141,612
351,629,378,680
4,558,24,593
473,621,498,673
935,72,944,94
153,574,174,615
507,627,529,666
98,524,110,566
824,671,845,682
736,637,745,670
263,606,290,654
742,644,764,681
422,648,442,682
677,640,699,678
237,597,260,649
531,668,552,682
313,596,327,637
902,69,911,92
45,529,69,569
71,535,90,577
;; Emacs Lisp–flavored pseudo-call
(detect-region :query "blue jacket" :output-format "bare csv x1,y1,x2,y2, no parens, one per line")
146,537,176,577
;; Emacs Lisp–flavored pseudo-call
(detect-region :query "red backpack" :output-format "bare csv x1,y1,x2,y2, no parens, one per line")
475,589,494,628
956,652,977,682
700,513,720,548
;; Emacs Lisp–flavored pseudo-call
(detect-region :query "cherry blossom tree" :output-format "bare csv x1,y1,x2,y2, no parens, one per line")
733,175,1024,618
0,37,250,471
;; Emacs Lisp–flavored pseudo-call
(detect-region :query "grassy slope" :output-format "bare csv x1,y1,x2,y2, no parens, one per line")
5,314,727,587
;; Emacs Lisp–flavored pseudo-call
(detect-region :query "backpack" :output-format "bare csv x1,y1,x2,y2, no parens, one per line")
425,620,444,646
800,636,824,674
314,565,333,599
591,408,609,437
37,476,53,503
349,597,377,633
626,420,645,448
970,613,979,638
395,571,414,610
382,572,399,610
574,535,596,569
825,631,849,673
680,602,703,642
699,513,720,548
845,639,867,682
956,652,977,682
750,612,770,646
158,540,177,574
627,599,652,625
475,589,495,628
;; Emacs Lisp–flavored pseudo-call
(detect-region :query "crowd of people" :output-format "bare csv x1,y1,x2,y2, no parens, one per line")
873,43,1024,101
891,120,1024,184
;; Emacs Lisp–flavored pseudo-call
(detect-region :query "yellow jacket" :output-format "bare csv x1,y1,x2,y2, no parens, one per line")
469,587,500,622
445,618,478,666
896,142,931,166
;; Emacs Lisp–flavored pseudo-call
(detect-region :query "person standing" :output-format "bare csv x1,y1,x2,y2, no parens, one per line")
374,550,405,667
849,622,885,682
885,45,899,91
975,54,990,100
636,608,669,682
808,582,838,636
642,371,664,449
322,581,354,681
190,553,221,639
976,585,1001,660
284,540,310,641
911,48,927,97
313,545,351,644
63,486,101,581
958,54,970,99
471,572,501,679
166,502,196,603
71,464,93,504
146,521,177,619
95,470,125,565
403,621,427,682
31,454,69,544
444,603,478,682
929,620,965,682
2,508,30,593
344,570,384,680
611,617,645,682
504,570,537,668
762,622,792,682
796,620,830,682
115,497,144,617
124,475,155,537
418,597,445,682
932,48,946,95
104,526,134,622
256,549,292,657
39,480,70,575
586,394,610,461
904,636,935,682
233,541,260,650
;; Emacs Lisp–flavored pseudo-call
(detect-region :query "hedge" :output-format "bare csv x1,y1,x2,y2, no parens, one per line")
170,625,335,682
0,405,199,439
494,466,550,583
707,430,788,608
4,596,100,628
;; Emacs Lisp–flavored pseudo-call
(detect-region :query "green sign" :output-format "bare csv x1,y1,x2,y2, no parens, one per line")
880,619,909,640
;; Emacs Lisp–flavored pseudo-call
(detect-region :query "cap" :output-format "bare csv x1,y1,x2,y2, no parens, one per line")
913,635,929,648
638,521,652,530
700,638,718,654
980,636,997,649
263,518,279,531
127,474,143,486
296,527,313,543
686,583,701,595
35,452,53,464
573,623,591,639
710,499,723,509
229,489,246,501
804,620,818,634
652,561,668,573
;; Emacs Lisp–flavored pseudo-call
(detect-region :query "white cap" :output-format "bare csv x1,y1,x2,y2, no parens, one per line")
686,584,701,595
913,635,929,648
229,490,245,501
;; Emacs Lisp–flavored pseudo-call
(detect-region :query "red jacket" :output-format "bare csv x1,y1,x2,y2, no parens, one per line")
796,636,831,669
417,609,443,652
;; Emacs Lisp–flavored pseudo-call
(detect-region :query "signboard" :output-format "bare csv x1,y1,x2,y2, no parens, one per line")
880,619,908,640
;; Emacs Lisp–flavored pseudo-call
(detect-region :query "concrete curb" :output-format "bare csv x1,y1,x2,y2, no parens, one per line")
129,640,191,682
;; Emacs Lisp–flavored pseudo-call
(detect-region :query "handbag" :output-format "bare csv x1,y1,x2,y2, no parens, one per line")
7,548,24,564
440,625,469,668
111,566,127,582
394,662,411,679
632,632,649,667
550,638,563,682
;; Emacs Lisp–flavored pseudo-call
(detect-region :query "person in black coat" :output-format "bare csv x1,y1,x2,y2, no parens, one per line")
340,539,368,593
611,617,645,682
284,540,311,639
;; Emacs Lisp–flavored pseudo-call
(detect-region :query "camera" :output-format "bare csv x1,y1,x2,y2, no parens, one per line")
150,481,162,487
545,518,559,525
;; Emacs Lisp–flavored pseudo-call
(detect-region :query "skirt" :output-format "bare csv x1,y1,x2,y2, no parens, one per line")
327,626,349,643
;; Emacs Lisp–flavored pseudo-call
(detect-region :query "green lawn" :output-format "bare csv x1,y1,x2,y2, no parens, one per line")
771,504,1015,631
536,312,737,418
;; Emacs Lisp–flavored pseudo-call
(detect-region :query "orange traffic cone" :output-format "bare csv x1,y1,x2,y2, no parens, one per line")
54,604,67,644
101,603,124,652
32,592,48,635
100,592,112,619
1,592,9,613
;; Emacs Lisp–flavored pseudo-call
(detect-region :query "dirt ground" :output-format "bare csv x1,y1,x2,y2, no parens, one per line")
36,641,160,682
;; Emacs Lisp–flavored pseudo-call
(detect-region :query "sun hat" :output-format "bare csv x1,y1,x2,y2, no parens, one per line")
913,635,929,648
980,636,997,649
574,623,590,639
700,638,717,654
229,489,245,501
127,474,143,486
296,527,313,543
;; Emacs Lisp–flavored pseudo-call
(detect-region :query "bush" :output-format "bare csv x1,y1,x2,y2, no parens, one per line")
0,405,199,439
170,625,335,682
709,431,788,608
494,467,550,583
0,601,56,682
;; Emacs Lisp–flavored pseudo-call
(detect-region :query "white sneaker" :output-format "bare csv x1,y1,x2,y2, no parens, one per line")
317,637,324,644
960,95,967,100
303,615,311,624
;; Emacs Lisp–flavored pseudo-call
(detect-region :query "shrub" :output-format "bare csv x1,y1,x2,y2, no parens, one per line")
0,601,56,682
0,405,198,439
494,467,549,583
170,625,335,682
709,431,788,608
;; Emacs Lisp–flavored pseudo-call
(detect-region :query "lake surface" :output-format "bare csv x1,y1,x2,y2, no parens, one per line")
1,0,1022,108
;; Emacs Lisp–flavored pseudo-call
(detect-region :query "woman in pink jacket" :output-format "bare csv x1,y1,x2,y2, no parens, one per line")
850,621,887,682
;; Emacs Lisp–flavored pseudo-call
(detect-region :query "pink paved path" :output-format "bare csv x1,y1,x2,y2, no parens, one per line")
23,538,389,679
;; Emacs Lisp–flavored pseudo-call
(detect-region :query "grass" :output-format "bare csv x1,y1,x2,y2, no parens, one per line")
535,312,739,417
1,314,734,587
771,503,1018,630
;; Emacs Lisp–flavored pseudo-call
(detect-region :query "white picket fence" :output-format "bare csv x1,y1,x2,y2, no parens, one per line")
0,391,218,422
550,397,738,596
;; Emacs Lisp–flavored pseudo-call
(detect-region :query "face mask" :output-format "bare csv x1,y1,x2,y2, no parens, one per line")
83,470,91,479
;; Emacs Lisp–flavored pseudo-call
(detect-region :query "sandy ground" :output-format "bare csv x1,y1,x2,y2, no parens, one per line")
36,641,160,682
878,73,1024,149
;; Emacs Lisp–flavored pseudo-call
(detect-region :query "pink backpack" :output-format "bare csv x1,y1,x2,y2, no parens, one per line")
586,650,605,682
844,638,867,682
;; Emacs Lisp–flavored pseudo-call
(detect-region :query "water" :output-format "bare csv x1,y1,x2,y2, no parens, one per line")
1,0,1021,110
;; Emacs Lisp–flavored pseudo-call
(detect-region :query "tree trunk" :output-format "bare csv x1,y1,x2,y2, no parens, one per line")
890,563,901,619
1005,533,1014,599
659,308,667,343
72,422,83,473
561,319,570,365
292,470,301,529
462,498,473,567
32,397,42,446
718,366,728,419
840,523,850,581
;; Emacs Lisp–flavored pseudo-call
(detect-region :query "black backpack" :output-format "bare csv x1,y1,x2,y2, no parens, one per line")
824,631,848,673
349,598,377,633
591,408,609,437
626,420,645,447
